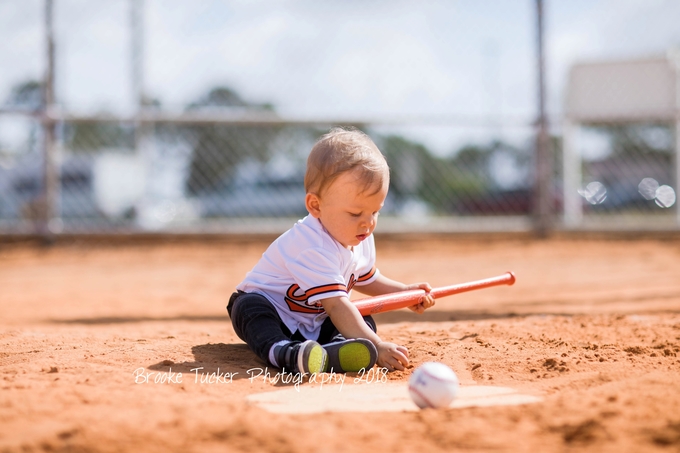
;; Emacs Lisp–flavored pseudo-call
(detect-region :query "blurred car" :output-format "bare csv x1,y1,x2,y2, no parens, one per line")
0,155,104,222
454,187,563,215
584,181,658,211
196,176,308,218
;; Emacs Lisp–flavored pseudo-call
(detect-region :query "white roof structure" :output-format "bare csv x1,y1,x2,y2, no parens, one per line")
562,51,680,228
566,55,677,123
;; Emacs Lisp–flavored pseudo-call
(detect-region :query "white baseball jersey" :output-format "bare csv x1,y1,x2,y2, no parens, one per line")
236,215,380,340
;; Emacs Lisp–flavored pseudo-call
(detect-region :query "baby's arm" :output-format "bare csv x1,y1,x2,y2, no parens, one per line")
357,274,436,314
321,296,409,371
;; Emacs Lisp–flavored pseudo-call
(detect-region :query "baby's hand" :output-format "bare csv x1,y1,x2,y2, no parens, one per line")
406,282,435,314
376,341,409,371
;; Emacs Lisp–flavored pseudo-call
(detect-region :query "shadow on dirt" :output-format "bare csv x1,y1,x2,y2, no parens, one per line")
147,343,293,383
373,306,680,324
147,342,367,385
373,310,561,324
47,315,228,324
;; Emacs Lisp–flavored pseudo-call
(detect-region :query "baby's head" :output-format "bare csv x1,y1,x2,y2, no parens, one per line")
305,127,389,198
305,127,389,248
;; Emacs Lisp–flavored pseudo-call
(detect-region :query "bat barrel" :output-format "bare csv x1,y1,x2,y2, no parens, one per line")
431,271,515,298
354,271,515,316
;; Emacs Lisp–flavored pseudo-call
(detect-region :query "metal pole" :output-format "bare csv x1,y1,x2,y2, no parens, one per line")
41,0,59,240
131,0,149,229
131,0,145,154
676,87,680,228
662,48,680,226
673,49,680,227
131,0,144,113
562,119,582,228
534,0,552,236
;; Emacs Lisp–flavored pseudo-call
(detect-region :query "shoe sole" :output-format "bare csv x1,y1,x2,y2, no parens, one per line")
324,339,377,373
297,340,328,375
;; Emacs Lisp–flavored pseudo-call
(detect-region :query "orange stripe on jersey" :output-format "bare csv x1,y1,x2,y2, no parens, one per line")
286,284,307,302
286,283,347,302
357,266,377,282
285,297,325,314
306,283,347,298
283,282,347,314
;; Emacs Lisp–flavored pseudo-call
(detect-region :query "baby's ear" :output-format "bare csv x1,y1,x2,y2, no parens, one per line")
305,193,321,218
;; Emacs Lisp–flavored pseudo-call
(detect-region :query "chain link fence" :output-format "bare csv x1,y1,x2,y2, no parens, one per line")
0,113,540,233
576,124,677,228
1,1,678,236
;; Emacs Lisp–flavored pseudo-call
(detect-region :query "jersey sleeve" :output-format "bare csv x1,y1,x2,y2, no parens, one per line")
353,235,380,286
355,264,379,285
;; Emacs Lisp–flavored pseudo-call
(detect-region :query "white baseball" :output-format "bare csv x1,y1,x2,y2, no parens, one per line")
408,362,460,409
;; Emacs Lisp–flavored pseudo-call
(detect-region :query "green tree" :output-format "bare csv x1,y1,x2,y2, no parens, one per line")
380,134,533,214
2,80,43,157
66,119,135,154
185,86,281,194
5,80,43,108
605,123,672,161
379,134,470,213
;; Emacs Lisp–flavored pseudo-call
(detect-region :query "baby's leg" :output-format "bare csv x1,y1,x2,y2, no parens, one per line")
227,292,293,365
228,292,327,375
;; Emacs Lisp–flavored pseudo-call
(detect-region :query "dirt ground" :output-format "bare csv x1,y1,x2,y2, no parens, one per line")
1,234,680,453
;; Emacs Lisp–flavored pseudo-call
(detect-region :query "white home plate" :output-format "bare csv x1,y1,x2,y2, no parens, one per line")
247,383,541,414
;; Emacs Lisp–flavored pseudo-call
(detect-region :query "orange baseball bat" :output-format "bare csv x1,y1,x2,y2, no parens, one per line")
354,272,516,316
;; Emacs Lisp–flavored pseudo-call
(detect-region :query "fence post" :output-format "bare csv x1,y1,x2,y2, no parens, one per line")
534,0,552,236
562,120,582,228
131,0,149,230
40,0,59,241
674,50,680,227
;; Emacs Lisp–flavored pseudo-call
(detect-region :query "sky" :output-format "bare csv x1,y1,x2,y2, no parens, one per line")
0,0,679,155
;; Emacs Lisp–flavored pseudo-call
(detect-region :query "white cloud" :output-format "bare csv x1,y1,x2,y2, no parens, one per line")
54,0,132,112
0,0,43,102
1,0,679,130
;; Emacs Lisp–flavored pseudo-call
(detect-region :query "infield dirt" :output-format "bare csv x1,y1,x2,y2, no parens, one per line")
1,235,679,452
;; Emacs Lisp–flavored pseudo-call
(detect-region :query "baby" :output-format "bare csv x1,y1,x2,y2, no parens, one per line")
227,127,435,375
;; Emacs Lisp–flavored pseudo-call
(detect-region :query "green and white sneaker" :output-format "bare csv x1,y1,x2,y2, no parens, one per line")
323,338,378,373
276,340,327,375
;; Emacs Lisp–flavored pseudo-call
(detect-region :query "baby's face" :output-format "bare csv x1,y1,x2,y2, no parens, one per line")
308,169,388,249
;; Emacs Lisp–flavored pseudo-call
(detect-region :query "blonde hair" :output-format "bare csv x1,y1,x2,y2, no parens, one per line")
305,127,389,197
